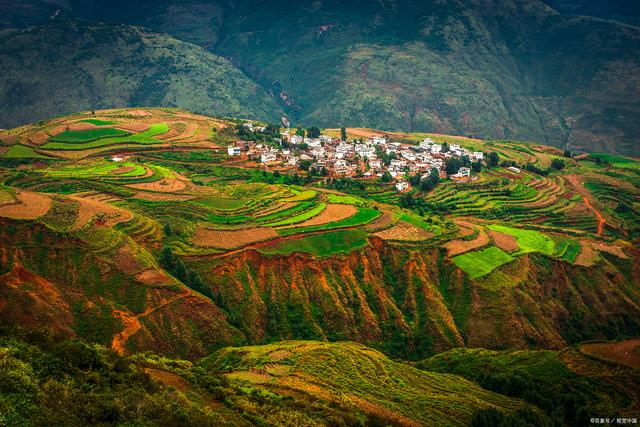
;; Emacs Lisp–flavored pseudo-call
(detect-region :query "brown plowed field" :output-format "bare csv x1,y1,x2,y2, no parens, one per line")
0,191,51,219
365,211,394,232
445,227,491,256
127,177,186,193
133,192,196,201
581,339,640,369
488,229,519,252
575,241,599,266
115,123,151,133
69,196,132,229
373,221,432,241
281,204,357,228
192,227,278,249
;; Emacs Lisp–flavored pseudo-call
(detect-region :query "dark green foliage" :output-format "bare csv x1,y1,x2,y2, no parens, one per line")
159,246,212,300
551,159,566,170
306,126,321,138
488,152,500,167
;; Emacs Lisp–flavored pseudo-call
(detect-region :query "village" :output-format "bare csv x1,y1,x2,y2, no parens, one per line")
227,122,488,191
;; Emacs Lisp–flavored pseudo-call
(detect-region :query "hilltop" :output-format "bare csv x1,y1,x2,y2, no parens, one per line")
3,0,639,155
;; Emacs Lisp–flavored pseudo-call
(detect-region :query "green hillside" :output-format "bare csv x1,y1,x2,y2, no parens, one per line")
0,19,283,128
53,0,640,156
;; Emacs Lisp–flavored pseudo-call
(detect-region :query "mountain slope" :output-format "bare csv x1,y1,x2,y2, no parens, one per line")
58,0,640,155
0,19,283,129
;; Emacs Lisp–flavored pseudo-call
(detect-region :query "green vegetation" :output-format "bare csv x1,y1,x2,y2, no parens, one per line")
487,225,555,256
42,124,169,150
49,128,129,143
278,207,380,235
267,203,326,227
326,193,369,206
202,341,526,426
1,145,52,159
194,197,246,210
79,119,117,126
260,229,369,257
452,247,514,279
418,347,637,427
589,153,640,170
554,237,582,263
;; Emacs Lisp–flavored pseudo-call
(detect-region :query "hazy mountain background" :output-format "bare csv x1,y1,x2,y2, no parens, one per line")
1,0,639,155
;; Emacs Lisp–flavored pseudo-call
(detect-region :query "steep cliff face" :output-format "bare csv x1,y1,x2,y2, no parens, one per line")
0,219,243,359
191,238,640,359
1,218,638,361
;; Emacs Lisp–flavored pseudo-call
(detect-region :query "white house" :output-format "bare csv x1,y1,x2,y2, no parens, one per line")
369,136,386,145
401,150,416,161
396,181,409,191
431,144,442,154
260,151,278,163
111,156,124,162
369,160,382,169
227,146,241,156
290,135,303,145
472,151,484,160
508,166,522,174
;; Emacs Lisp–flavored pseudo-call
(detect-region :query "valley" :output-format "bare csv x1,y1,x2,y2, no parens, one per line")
0,108,638,426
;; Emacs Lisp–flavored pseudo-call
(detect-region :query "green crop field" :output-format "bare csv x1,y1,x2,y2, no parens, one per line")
79,119,117,126
49,127,130,143
278,206,380,235
487,224,555,256
453,246,514,279
1,144,53,159
42,123,169,150
326,193,368,206
260,229,369,257
554,237,582,263
194,197,247,210
267,203,326,226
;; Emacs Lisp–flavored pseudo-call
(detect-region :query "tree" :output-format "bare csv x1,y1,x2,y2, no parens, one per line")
471,160,482,172
445,157,462,175
340,127,347,141
441,142,449,153
307,126,321,138
563,150,572,158
420,178,434,192
159,247,174,270
295,127,305,137
409,173,421,186
551,159,565,170
163,223,172,236
488,152,500,167
298,159,312,171
429,167,440,185
381,171,392,182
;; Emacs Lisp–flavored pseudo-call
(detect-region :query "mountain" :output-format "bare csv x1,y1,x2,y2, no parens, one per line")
0,19,283,129
52,0,640,156
544,0,640,26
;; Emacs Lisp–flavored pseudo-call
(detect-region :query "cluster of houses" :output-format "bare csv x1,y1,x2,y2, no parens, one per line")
227,130,485,191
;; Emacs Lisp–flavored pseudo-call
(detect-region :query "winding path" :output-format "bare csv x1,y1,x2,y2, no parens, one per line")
581,195,605,236
111,290,190,355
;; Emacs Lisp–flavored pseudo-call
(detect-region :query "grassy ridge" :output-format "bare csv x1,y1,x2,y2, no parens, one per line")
202,341,526,426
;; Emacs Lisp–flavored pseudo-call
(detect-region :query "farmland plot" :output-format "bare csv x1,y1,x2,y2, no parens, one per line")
192,227,278,249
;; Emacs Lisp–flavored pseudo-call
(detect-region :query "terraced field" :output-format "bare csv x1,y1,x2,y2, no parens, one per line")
0,109,637,300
